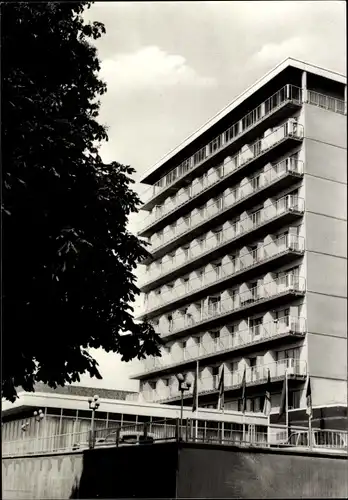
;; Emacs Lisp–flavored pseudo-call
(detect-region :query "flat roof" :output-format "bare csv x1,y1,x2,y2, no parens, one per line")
1,391,267,425
139,57,346,184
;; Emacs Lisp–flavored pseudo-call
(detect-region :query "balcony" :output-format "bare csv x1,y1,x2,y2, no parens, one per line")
133,316,306,379
141,359,307,404
307,90,345,115
156,274,306,342
140,85,302,211
139,121,303,238
138,234,304,319
139,194,305,292
142,159,304,268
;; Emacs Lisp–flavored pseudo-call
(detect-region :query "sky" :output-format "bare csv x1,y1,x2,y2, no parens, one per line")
77,0,346,392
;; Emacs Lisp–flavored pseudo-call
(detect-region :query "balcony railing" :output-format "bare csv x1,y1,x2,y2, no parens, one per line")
139,194,305,289
140,85,302,206
145,166,304,262
307,90,345,115
151,274,306,339
139,121,303,234
137,316,306,376
141,359,307,403
141,234,304,317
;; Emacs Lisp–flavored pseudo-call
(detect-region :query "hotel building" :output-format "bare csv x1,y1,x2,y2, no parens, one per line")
133,58,347,415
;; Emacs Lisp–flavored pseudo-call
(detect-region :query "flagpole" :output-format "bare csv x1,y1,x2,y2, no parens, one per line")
308,413,313,450
285,368,289,438
195,360,199,441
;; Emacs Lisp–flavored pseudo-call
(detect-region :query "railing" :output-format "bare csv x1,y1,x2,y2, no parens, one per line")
1,430,91,457
140,121,303,233
139,193,305,288
140,359,307,403
307,90,345,115
3,422,346,458
140,85,302,205
141,234,304,316
137,316,306,376
149,273,306,338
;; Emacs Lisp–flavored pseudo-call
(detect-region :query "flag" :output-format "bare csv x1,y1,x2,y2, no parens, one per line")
306,376,312,418
241,366,247,413
278,372,287,420
192,361,199,413
217,365,225,411
263,369,272,416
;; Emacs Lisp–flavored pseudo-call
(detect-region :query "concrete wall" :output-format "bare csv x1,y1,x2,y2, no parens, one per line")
177,444,348,499
3,441,348,499
2,452,83,500
303,103,347,407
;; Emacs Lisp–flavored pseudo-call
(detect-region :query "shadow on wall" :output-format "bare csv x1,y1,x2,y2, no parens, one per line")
69,443,178,499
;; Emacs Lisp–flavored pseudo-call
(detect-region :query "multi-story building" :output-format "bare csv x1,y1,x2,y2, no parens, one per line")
133,58,347,416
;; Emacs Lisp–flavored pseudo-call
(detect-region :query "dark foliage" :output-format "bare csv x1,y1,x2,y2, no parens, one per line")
2,1,161,402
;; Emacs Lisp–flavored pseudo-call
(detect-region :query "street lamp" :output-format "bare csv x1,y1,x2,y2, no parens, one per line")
34,409,44,422
33,409,44,452
176,373,191,439
88,395,100,449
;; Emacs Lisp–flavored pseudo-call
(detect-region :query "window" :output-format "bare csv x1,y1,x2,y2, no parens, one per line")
195,336,202,346
181,340,187,350
154,205,162,217
167,314,173,330
251,209,261,227
213,228,223,244
250,281,258,300
208,295,221,315
251,174,260,191
275,308,290,326
170,222,177,233
216,164,224,178
252,140,262,157
230,288,237,307
179,159,191,176
209,135,222,154
249,245,258,263
198,269,204,285
198,235,206,250
183,277,190,293
211,330,220,341
215,196,224,211
198,205,206,218
163,378,170,387
183,245,190,259
250,317,262,336
184,214,191,228
230,254,236,271
157,229,164,241
194,147,206,165
168,252,176,264
213,261,222,279
166,169,177,186
276,348,300,363
224,123,239,143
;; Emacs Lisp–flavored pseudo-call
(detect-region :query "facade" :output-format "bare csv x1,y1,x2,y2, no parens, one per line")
133,58,347,415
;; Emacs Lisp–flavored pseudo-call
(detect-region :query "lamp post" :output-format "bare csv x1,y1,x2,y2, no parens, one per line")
33,409,44,452
88,395,100,449
176,373,191,440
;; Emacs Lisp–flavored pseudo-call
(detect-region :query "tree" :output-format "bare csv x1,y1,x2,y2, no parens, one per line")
2,1,161,402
